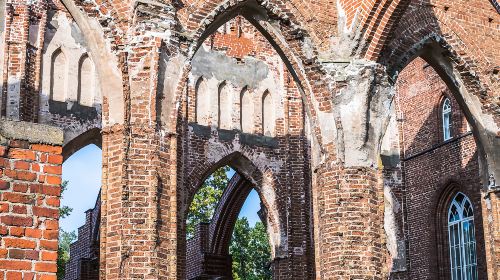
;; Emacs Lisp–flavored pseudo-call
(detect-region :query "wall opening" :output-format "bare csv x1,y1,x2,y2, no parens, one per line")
58,142,102,280
241,88,254,134
186,165,271,279
196,77,211,126
262,90,275,137
218,82,234,130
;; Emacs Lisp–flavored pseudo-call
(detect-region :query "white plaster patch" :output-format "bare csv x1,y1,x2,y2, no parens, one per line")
384,185,406,272
261,178,286,258
252,151,283,174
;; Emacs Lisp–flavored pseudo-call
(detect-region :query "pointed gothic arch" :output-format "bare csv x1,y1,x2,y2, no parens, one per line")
50,48,67,102
262,90,275,137
77,54,95,107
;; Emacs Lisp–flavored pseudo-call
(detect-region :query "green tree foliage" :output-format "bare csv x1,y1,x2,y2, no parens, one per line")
186,167,271,279
230,218,271,280
186,166,230,238
57,230,76,279
248,222,272,279
59,180,72,219
57,180,76,279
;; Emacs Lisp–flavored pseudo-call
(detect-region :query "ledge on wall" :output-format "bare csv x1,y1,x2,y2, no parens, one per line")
189,123,279,148
0,118,64,145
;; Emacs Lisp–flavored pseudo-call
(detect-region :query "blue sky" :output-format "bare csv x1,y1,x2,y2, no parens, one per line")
61,145,262,234
61,144,102,234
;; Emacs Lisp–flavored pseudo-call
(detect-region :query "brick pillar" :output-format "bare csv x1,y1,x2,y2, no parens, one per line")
310,61,392,278
0,120,63,280
2,1,29,120
314,160,385,279
100,124,160,279
483,188,500,279
99,2,178,278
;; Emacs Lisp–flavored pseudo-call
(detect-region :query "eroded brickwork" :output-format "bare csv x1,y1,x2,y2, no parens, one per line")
0,0,498,279
0,121,63,280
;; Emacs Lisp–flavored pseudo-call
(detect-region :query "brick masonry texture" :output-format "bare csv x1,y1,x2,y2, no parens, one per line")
63,192,100,280
0,121,63,280
0,0,499,279
391,57,486,279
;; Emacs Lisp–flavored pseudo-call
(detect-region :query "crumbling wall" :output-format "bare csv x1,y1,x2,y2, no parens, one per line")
0,120,63,279
174,16,314,279
39,11,101,147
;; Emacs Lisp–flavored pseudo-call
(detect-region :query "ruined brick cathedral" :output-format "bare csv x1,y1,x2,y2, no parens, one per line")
0,0,499,279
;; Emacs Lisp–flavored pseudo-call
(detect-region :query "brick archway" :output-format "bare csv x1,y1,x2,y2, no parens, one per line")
384,46,499,279
62,128,102,161
172,117,313,279
385,37,500,187
166,0,334,152
186,171,265,279
182,152,284,273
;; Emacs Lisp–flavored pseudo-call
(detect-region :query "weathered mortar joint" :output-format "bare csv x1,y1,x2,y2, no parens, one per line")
132,0,177,34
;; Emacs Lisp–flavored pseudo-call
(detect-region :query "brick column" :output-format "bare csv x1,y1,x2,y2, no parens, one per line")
310,61,391,279
314,159,385,279
99,1,178,278
0,120,63,280
2,1,29,120
483,187,500,279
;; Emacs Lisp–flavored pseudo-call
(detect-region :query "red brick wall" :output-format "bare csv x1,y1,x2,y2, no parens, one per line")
0,123,63,280
0,0,498,279
395,58,469,157
175,16,314,279
394,57,485,279
378,0,500,127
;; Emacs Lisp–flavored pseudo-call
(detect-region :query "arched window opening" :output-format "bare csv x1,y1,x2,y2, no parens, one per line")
50,49,67,102
262,90,275,137
78,55,95,107
59,144,102,280
241,88,254,134
442,98,452,141
448,193,478,280
186,166,271,279
218,83,233,130
196,77,211,126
